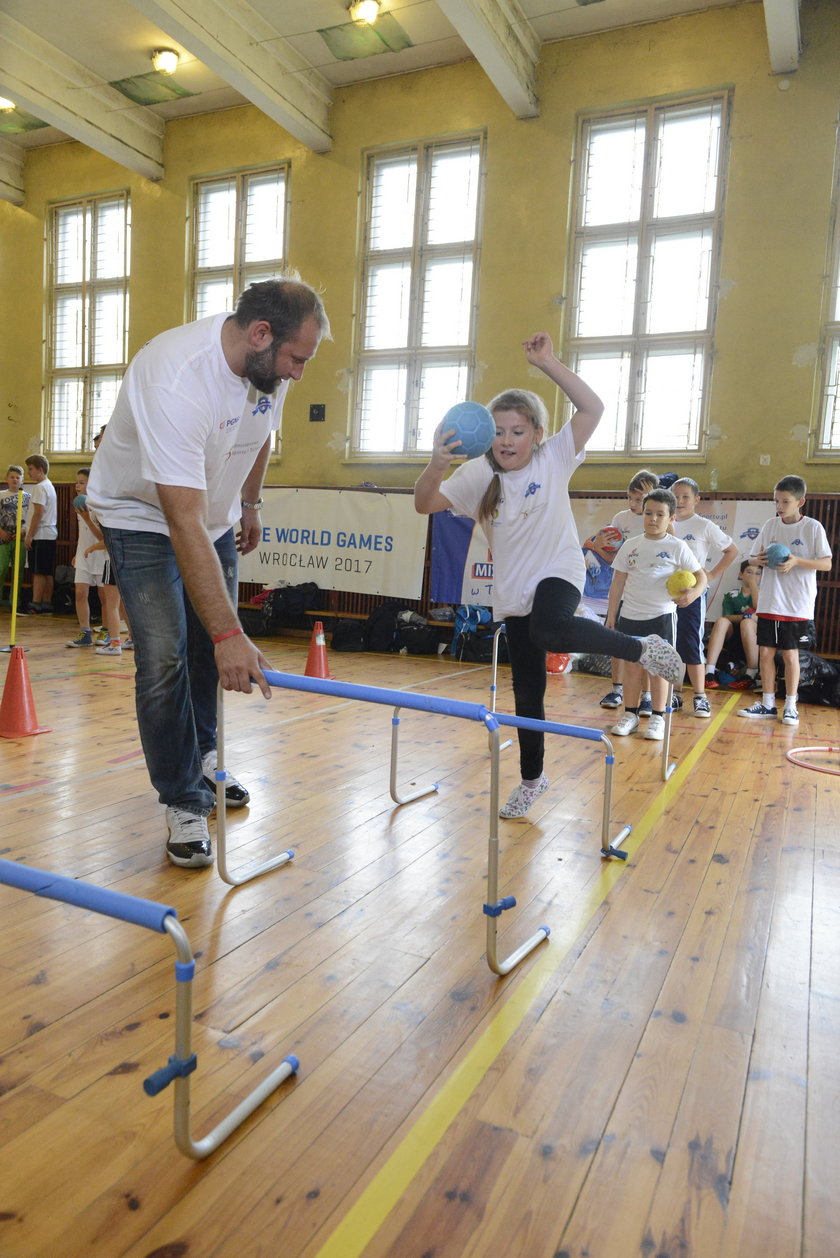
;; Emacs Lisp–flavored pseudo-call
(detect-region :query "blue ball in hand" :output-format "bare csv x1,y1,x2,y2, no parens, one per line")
442,401,496,460
73,493,87,511
765,542,791,568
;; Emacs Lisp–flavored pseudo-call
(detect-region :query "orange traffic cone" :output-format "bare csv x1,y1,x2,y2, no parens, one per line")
304,621,333,680
0,646,52,738
546,652,572,675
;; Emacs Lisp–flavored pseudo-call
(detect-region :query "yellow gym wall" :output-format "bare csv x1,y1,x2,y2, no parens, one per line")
2,0,839,494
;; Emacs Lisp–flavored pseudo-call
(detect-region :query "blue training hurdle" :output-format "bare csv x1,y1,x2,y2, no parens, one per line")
214,669,631,977
0,858,298,1160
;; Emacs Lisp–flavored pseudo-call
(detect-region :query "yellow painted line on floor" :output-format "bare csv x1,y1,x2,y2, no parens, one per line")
313,693,739,1258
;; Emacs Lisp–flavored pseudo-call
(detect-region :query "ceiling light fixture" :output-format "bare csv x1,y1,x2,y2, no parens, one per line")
151,48,180,76
0,96,16,112
348,0,380,24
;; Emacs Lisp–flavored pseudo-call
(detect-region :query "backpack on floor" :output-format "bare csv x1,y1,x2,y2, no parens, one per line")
362,604,400,653
330,619,366,652
262,582,320,632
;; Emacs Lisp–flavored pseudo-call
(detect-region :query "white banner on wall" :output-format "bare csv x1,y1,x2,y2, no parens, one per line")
237,488,428,600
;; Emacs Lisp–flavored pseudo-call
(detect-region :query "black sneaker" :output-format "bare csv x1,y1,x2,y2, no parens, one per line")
201,754,251,809
165,807,213,868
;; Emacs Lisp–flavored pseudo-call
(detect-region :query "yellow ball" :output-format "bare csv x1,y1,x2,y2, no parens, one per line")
666,569,696,598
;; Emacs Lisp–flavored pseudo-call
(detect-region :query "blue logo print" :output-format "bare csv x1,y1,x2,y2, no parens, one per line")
740,526,760,541
792,538,804,547
684,532,697,541
524,481,541,499
252,396,272,415
656,551,670,559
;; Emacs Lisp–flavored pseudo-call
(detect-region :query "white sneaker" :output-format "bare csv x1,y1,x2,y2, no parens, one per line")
165,807,213,868
611,712,640,737
782,706,799,726
201,749,250,808
95,642,122,656
499,773,549,819
638,635,683,686
644,714,666,740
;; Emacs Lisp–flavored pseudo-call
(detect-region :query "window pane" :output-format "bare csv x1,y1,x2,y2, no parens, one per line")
196,180,235,269
819,338,840,448
577,240,638,337
195,276,234,319
370,155,416,251
573,352,633,453
244,171,285,263
654,105,721,219
54,206,86,284
581,118,645,227
365,261,411,349
49,378,84,452
416,362,472,449
52,294,84,368
357,364,408,452
421,257,473,346
647,229,712,334
637,348,704,448
93,197,128,279
89,373,123,436
92,289,126,364
427,145,480,245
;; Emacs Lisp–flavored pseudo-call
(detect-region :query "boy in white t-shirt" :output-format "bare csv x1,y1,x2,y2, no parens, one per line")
607,488,706,741
671,478,738,718
738,475,832,726
600,468,660,714
22,454,58,613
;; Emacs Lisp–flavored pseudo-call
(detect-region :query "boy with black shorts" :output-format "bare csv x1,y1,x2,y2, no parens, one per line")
22,454,57,613
738,475,832,726
607,488,707,742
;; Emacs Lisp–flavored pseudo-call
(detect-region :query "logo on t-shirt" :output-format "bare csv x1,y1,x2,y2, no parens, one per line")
791,538,804,548
656,551,670,559
524,481,541,499
252,396,272,415
683,532,697,541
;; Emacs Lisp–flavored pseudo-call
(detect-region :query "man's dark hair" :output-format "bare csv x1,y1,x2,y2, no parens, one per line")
233,276,332,345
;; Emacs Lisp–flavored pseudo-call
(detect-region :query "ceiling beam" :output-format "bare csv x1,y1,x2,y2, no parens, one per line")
0,12,164,183
763,0,800,74
129,0,333,152
0,134,24,205
436,0,540,118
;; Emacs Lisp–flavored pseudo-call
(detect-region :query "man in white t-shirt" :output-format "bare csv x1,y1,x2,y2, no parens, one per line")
87,277,330,868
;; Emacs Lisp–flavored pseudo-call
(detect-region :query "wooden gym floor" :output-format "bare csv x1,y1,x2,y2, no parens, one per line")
0,614,838,1258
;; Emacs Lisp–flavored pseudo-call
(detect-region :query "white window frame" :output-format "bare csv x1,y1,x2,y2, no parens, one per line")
351,135,485,459
565,94,730,458
188,164,290,322
45,191,131,454
812,140,840,457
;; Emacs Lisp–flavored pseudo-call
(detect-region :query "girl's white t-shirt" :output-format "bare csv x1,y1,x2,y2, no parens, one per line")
88,314,286,540
440,425,586,620
611,532,700,619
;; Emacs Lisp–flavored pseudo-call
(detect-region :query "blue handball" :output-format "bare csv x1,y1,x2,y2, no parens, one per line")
765,542,791,568
442,401,496,460
73,493,87,511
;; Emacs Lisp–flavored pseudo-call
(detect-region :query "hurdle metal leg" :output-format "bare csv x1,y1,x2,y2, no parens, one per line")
390,706,440,804
661,682,677,781
215,685,295,886
489,624,513,749
483,719,551,974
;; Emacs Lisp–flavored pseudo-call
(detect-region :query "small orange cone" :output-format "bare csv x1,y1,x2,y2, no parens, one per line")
0,646,52,738
546,653,572,675
304,621,333,680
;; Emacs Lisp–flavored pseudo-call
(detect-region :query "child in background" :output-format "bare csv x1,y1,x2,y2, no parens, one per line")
415,334,682,819
66,469,122,653
705,561,761,689
739,475,832,726
0,465,31,605
579,525,623,619
21,454,57,613
606,488,707,741
671,478,739,717
600,469,660,714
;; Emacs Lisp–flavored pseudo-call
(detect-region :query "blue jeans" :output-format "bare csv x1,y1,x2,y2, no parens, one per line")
102,526,238,815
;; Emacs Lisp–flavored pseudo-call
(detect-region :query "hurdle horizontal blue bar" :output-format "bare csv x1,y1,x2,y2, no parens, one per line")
261,669,605,744
0,857,176,933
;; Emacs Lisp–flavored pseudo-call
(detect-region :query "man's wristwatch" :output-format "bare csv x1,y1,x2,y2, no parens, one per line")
240,497,264,510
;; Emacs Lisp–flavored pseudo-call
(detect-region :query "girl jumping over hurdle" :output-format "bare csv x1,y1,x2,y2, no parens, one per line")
414,332,682,819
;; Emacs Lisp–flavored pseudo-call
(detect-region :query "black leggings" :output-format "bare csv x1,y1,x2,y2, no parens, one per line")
504,577,644,780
